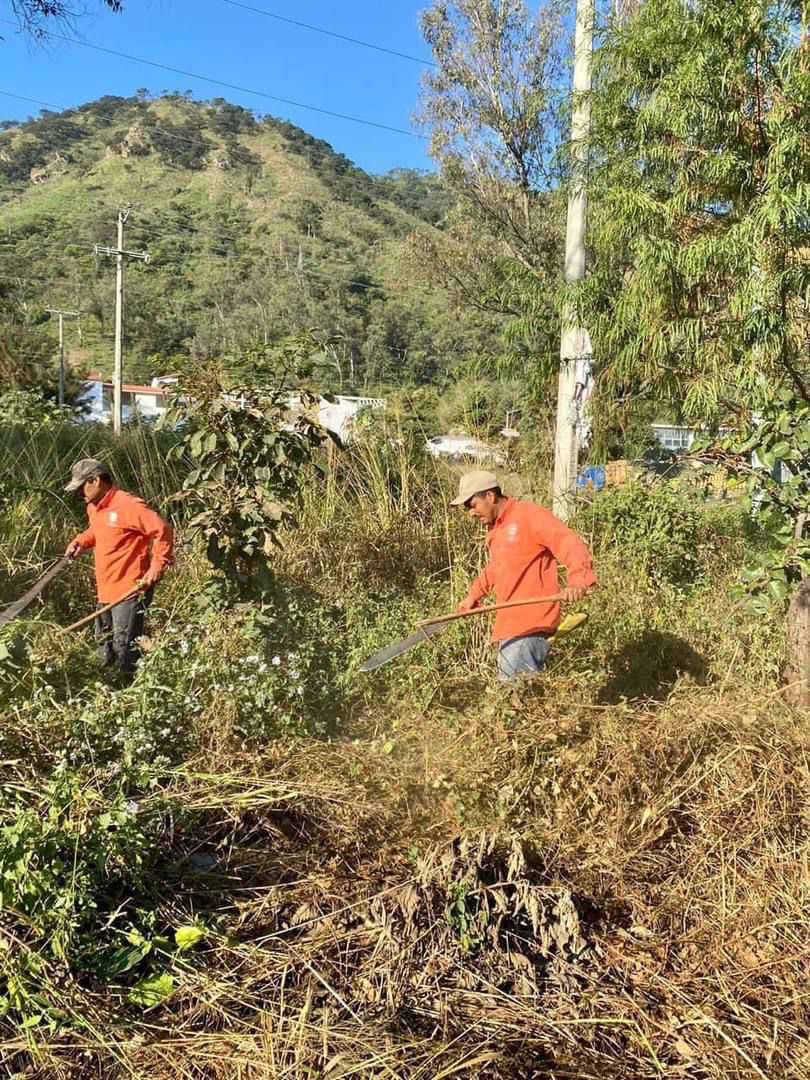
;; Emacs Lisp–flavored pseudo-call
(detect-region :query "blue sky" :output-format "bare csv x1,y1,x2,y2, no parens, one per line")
0,0,435,174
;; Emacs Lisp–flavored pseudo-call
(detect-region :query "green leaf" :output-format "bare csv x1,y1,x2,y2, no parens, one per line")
174,924,205,951
767,579,787,603
127,973,174,1007
101,943,150,977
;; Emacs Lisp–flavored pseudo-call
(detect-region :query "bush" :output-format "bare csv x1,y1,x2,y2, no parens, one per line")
0,763,167,1026
575,480,706,589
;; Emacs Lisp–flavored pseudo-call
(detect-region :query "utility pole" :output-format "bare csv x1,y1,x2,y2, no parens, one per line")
94,208,149,435
552,0,594,520
45,307,79,406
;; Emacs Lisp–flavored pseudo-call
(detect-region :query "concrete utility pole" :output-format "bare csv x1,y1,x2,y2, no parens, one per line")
45,307,79,406
94,208,149,435
552,0,594,520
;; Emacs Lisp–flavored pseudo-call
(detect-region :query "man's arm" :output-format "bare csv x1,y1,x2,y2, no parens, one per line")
458,561,495,612
530,506,596,602
129,500,174,587
65,526,95,557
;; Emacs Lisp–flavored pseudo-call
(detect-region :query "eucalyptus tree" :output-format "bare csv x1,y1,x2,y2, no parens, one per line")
581,0,809,697
7,0,121,37
416,0,570,378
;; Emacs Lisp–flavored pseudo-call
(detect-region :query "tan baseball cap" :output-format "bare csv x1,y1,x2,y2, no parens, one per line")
450,469,500,506
64,457,109,493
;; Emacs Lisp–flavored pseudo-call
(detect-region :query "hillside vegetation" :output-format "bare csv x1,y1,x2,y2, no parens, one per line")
0,94,500,388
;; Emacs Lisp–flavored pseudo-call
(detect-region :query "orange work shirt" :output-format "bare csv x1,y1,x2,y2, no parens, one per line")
463,497,596,641
71,486,174,603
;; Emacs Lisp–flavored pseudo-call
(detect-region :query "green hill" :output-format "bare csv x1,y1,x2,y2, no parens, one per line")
0,94,498,390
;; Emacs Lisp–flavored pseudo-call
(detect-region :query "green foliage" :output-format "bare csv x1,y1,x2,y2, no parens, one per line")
445,880,488,953
416,0,567,369
0,390,67,428
575,481,706,589
0,284,58,397
582,0,809,419
161,335,331,591
703,392,810,611
374,168,453,225
0,763,161,1026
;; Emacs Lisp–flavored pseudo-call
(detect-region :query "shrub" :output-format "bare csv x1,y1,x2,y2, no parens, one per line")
574,480,705,589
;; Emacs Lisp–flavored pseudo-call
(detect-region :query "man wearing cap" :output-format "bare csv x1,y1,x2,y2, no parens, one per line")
64,458,173,679
452,470,595,681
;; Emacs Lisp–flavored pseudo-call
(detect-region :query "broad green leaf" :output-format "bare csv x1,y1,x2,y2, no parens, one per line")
174,924,205,951
127,973,174,1007
101,944,149,977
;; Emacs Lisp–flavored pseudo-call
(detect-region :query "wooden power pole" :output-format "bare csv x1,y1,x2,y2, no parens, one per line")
552,0,594,520
45,307,80,406
94,208,149,434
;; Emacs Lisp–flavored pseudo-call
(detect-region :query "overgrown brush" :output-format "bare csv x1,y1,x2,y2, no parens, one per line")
1,405,804,1079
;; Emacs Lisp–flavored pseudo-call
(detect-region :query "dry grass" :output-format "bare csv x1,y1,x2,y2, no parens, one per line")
3,424,807,1077
7,681,808,1079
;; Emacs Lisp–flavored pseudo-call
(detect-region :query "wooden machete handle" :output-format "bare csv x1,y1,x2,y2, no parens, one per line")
58,587,143,635
416,593,567,629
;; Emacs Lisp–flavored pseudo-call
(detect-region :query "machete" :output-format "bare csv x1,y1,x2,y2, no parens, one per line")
359,596,588,673
359,618,454,672
0,555,72,630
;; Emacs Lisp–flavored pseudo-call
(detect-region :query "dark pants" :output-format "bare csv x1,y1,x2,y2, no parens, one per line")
95,589,152,677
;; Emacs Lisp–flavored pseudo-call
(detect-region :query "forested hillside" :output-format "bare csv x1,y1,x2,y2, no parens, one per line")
0,93,502,389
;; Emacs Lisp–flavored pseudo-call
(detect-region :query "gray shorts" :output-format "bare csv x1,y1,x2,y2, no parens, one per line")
497,632,551,682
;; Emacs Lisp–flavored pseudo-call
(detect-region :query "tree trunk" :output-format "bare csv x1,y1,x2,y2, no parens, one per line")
786,579,810,707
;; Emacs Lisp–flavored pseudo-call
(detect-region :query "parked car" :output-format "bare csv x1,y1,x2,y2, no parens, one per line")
425,434,506,466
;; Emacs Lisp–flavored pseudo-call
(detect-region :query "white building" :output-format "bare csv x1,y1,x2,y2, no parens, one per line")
286,394,386,443
79,377,170,424
79,377,385,443
650,424,696,452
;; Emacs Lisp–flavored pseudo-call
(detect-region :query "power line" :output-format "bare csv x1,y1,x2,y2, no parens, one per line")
0,19,424,139
221,0,435,68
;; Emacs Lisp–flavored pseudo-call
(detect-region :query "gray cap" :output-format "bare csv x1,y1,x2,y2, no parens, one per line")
449,469,500,506
64,457,108,493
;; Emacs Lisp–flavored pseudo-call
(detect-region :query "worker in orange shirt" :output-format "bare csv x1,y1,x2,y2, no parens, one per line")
452,470,595,681
64,458,174,681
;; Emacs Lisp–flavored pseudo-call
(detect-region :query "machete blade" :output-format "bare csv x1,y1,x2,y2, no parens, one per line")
0,556,72,630
359,619,452,673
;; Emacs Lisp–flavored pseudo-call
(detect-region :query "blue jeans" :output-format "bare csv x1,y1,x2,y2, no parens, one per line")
497,632,551,682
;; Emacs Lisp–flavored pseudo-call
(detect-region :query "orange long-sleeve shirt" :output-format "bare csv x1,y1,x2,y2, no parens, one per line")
463,497,596,641
71,486,174,603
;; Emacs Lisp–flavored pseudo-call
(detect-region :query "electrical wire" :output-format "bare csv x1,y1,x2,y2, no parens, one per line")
0,18,424,139
220,0,435,68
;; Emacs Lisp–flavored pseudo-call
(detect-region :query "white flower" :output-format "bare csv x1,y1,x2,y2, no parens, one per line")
271,656,281,666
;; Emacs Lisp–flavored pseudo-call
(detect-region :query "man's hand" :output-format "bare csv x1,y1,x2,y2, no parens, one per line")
457,596,479,613
65,541,82,558
139,566,163,589
561,585,587,603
